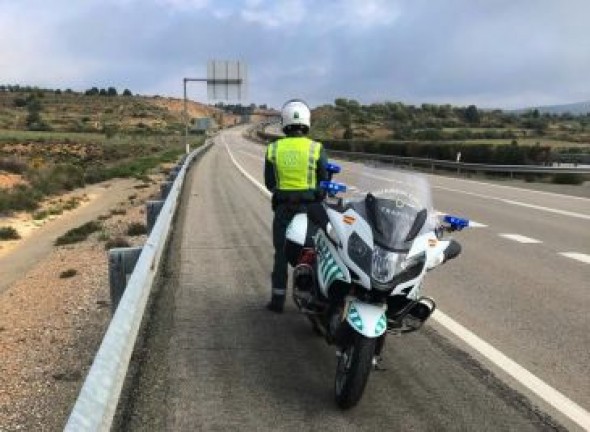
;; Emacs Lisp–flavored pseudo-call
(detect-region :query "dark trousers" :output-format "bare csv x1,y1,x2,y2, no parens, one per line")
270,204,302,303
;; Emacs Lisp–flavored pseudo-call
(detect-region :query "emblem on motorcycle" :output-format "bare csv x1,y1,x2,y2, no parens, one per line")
343,215,356,225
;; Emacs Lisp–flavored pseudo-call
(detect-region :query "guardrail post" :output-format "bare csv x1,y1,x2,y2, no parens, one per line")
160,181,173,200
108,246,143,314
146,200,165,233
167,167,180,182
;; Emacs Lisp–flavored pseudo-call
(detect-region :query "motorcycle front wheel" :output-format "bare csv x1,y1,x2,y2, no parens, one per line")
334,333,376,409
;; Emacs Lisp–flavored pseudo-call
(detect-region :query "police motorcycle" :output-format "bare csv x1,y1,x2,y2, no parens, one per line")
285,162,467,409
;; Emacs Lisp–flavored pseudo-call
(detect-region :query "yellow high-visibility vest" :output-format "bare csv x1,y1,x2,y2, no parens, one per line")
266,137,322,191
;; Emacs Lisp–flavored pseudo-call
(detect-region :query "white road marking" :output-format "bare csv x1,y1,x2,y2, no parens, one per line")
226,141,590,430
500,199,590,221
428,174,590,202
432,311,590,431
499,234,542,244
559,252,590,264
430,186,590,221
335,168,590,221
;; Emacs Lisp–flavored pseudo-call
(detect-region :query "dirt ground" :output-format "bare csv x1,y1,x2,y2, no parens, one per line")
0,173,26,189
0,175,166,431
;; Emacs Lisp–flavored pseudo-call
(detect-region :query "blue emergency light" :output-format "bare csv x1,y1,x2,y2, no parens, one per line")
325,162,341,174
320,181,347,196
443,215,470,230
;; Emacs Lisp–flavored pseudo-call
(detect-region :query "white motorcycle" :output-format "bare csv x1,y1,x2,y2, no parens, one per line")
285,163,467,409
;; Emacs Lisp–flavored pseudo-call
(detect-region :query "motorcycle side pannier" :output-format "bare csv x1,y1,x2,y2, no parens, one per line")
285,213,317,266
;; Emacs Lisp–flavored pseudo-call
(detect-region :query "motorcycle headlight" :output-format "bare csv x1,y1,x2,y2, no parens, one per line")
371,246,400,284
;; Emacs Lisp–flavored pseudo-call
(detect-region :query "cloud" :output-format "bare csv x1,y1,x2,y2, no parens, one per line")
240,0,307,29
0,0,589,108
156,0,210,10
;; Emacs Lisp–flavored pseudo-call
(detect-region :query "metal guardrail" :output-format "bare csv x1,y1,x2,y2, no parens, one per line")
256,128,590,176
64,141,211,432
326,149,590,175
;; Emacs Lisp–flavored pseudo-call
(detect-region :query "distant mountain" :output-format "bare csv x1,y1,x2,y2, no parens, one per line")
512,101,590,115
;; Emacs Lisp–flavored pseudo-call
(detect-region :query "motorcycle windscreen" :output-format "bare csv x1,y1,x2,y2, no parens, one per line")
339,166,436,252
366,195,424,251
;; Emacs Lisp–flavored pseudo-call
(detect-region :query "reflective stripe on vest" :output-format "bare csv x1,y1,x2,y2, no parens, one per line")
267,137,321,191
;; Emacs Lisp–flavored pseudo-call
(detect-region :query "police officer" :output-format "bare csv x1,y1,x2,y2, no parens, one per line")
264,99,328,313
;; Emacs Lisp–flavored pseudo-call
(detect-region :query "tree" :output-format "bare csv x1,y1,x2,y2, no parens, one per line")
99,88,107,96
464,105,481,124
123,89,132,96
85,87,99,96
107,87,117,96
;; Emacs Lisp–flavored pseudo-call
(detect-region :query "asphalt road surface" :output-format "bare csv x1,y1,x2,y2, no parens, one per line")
122,127,589,431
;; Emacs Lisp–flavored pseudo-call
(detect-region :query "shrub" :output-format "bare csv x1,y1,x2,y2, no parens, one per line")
105,236,131,250
551,174,586,185
0,226,20,240
110,208,126,215
0,185,41,212
29,163,85,194
0,157,27,174
55,221,101,245
32,210,49,220
59,269,77,278
126,222,147,236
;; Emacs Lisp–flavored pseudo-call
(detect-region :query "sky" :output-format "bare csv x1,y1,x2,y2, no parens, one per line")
1,0,589,109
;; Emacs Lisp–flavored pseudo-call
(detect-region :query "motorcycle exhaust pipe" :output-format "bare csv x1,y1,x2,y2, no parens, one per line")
387,296,436,334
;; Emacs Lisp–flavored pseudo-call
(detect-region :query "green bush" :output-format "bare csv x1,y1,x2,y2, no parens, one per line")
29,163,85,194
0,185,41,213
32,210,49,220
55,221,102,245
59,269,78,278
0,226,20,240
126,222,147,236
105,236,131,250
551,174,586,185
0,157,27,174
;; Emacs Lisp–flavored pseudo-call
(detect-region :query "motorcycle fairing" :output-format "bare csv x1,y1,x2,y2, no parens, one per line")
345,298,388,338
326,207,373,290
314,230,351,297
286,213,308,246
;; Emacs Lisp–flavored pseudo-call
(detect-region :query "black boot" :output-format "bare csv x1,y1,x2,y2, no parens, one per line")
266,295,285,313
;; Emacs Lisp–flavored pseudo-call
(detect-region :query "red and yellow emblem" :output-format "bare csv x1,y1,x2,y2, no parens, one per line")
343,215,356,225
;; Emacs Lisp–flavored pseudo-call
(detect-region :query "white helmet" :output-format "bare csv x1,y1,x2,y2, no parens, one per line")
281,99,311,133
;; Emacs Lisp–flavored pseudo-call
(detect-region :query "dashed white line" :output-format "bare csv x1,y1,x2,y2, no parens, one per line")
499,234,542,244
226,140,590,430
559,252,590,264
500,199,590,221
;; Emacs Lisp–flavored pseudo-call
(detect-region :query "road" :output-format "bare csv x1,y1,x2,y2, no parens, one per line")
122,127,589,431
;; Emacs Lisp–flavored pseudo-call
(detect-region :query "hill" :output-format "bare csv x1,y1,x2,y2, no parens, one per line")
514,101,590,116
308,98,590,147
0,86,238,135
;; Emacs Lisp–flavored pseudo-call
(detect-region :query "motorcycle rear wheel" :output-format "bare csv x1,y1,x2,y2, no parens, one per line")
334,333,376,409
